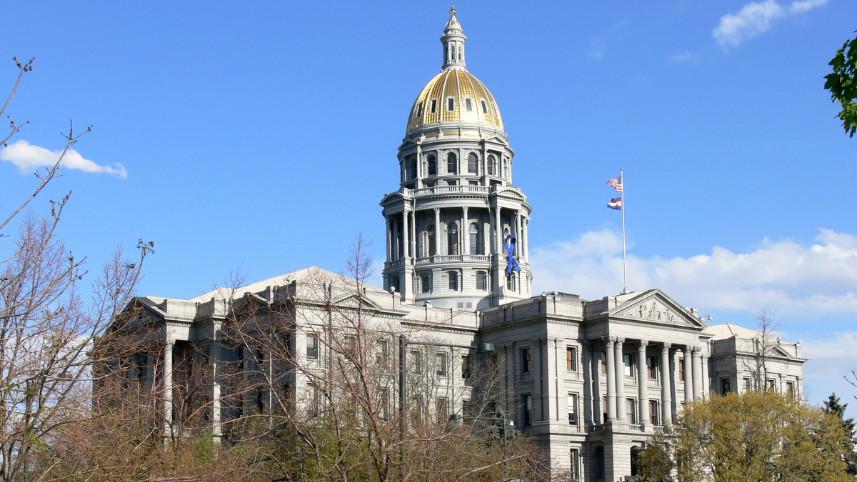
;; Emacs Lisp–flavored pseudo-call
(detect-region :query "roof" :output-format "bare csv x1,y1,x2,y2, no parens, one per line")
189,266,342,302
704,322,761,340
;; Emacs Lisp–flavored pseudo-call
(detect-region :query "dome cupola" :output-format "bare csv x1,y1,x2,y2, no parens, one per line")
405,7,505,136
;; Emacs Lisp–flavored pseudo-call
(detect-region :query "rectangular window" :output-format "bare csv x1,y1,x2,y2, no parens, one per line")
567,392,578,426
447,97,454,111
521,348,531,373
309,383,320,417
461,355,471,379
436,397,449,424
743,377,752,392
343,335,356,357
648,355,658,380
678,358,685,381
602,396,608,423
522,394,532,427
410,395,423,425
380,388,389,420
720,377,731,394
626,398,637,424
481,99,488,113
465,98,473,111
766,379,777,391
462,399,475,420
430,99,437,114
377,339,389,367
623,353,634,377
306,334,319,359
569,448,580,480
786,381,795,397
410,350,422,374
566,346,577,372
436,352,448,377
649,400,660,426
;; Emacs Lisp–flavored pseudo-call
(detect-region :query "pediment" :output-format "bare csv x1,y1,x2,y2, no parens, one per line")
332,293,382,311
610,289,704,329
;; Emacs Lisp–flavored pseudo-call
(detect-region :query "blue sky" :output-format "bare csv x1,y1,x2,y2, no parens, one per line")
2,1,856,411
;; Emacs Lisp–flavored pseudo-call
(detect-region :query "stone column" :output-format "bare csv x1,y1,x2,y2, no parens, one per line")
434,208,441,256
692,346,703,401
701,347,709,400
402,210,409,260
494,206,502,253
163,340,174,437
684,347,693,403
638,340,649,427
614,338,625,422
514,212,522,257
385,215,392,261
591,344,602,425
462,207,469,255
605,338,616,421
392,218,399,260
523,217,529,262
410,211,416,261
210,334,222,439
660,343,672,425
582,346,592,426
673,349,684,413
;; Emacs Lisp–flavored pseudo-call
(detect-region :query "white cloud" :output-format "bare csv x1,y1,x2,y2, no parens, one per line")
712,0,827,48
800,331,857,409
1,140,127,179
530,228,857,316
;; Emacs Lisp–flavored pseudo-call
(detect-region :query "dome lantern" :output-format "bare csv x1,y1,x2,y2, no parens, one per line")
441,6,467,70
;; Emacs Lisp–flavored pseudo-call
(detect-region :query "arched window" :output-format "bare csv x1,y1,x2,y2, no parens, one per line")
469,222,482,255
420,273,431,293
503,158,509,178
467,153,478,174
488,155,497,176
427,154,437,177
448,271,458,291
447,153,457,175
423,224,436,257
476,271,487,291
506,273,515,291
447,223,459,255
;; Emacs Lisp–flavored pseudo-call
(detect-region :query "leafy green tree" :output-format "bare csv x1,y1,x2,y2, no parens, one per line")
824,31,857,137
636,431,673,482
822,393,857,475
642,391,851,482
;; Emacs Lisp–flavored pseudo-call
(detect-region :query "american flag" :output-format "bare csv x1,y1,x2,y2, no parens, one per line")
607,176,623,192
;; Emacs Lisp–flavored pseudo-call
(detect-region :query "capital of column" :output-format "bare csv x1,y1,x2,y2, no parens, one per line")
692,344,701,353
661,342,672,352
603,336,615,347
615,336,625,344
674,348,683,356
639,340,649,348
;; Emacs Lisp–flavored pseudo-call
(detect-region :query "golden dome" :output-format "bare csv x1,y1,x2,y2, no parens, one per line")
405,8,504,135
406,69,505,135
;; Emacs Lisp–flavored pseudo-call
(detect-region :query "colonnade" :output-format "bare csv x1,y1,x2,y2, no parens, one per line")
384,205,529,263
594,337,708,429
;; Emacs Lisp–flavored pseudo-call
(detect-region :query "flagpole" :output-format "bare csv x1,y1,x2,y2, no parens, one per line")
620,168,628,294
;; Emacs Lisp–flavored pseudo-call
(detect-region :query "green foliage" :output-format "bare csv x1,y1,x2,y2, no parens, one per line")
823,392,857,475
824,31,857,137
636,432,673,482
646,391,852,482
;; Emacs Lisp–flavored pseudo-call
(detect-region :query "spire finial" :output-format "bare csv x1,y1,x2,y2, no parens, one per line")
440,6,467,70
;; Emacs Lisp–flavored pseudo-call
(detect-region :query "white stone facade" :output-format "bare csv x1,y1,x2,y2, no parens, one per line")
107,9,807,481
